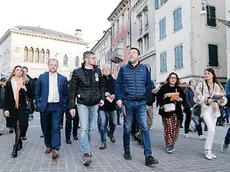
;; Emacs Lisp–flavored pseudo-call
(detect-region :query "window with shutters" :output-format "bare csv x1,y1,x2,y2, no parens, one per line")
160,52,167,72
174,45,183,69
155,0,159,9
159,18,166,40
208,44,218,67
173,8,182,31
207,6,216,27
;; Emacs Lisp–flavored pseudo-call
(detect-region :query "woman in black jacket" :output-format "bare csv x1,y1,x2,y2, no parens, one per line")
157,72,185,153
4,65,33,158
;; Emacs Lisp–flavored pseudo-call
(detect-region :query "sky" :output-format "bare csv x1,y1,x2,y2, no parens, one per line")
0,0,120,43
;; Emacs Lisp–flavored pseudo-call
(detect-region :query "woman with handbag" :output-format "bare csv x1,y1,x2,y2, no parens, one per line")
157,72,185,153
194,68,227,160
4,65,33,158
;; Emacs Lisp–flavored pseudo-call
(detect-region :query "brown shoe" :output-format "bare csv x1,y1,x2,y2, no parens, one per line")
110,135,116,143
99,141,106,150
52,150,60,160
45,148,52,154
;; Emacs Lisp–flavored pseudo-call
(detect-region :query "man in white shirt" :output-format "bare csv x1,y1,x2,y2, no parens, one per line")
35,58,68,160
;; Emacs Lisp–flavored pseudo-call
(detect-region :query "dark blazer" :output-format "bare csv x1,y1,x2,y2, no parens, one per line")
35,72,69,113
4,81,32,128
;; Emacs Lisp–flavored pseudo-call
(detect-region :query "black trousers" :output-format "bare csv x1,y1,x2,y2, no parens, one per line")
65,110,79,141
60,112,64,126
116,108,121,124
184,109,192,134
197,118,203,136
21,113,29,137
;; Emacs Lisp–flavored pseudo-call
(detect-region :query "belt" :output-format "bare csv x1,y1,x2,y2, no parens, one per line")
48,102,59,106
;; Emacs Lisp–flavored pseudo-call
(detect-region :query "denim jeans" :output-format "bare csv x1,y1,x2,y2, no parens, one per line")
77,104,99,158
224,108,230,123
123,100,152,156
224,127,230,145
98,110,117,141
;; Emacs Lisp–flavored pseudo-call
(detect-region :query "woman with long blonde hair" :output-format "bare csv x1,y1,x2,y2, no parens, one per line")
4,65,32,158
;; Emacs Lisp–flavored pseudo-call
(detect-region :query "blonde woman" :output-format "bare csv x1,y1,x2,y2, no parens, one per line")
195,68,227,160
4,65,32,158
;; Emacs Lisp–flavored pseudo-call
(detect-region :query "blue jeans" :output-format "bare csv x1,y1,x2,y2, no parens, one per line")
224,108,230,123
41,104,62,150
123,100,152,156
98,110,117,141
77,104,99,158
224,127,230,145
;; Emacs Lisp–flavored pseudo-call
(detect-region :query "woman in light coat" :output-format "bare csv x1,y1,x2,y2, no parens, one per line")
194,68,227,160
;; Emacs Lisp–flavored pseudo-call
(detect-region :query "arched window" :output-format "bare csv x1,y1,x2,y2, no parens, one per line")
35,48,39,63
63,55,68,66
28,47,34,62
45,49,50,63
24,46,28,62
75,56,79,67
40,49,45,63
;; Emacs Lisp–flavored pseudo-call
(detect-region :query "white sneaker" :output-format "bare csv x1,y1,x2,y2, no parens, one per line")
199,135,206,140
205,151,212,160
184,134,189,138
211,152,217,159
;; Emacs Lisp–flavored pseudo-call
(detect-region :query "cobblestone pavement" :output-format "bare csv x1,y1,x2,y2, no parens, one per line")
0,113,230,172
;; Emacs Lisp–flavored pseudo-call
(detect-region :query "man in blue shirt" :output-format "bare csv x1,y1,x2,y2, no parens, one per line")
115,47,159,166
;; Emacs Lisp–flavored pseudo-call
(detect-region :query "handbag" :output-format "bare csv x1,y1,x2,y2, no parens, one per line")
163,103,176,112
193,82,204,117
23,91,34,114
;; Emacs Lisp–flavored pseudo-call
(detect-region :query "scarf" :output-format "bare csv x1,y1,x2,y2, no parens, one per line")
11,77,23,109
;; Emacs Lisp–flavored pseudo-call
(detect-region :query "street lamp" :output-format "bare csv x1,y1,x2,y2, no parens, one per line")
200,0,209,16
199,0,230,27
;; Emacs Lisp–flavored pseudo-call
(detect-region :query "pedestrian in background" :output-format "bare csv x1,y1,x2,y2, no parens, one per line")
0,77,7,136
98,64,117,150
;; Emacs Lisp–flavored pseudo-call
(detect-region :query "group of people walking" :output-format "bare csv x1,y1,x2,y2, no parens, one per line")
1,47,230,167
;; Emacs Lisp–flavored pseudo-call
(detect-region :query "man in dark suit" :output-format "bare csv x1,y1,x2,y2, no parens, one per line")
35,58,68,160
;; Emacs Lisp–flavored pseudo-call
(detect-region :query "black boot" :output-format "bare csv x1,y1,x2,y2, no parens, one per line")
18,139,23,151
11,145,18,158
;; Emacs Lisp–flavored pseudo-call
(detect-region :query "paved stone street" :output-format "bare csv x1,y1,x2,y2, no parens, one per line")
0,112,230,172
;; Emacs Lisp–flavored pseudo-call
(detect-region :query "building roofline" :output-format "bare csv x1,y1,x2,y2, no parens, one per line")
0,29,11,46
91,27,111,51
0,26,88,46
108,0,129,21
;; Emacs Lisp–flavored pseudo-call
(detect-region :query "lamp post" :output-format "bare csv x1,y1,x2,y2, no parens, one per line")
200,0,209,16
200,0,230,27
